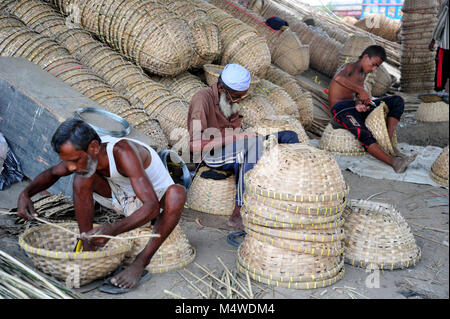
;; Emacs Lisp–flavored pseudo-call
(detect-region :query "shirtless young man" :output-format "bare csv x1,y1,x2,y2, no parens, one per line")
17,119,186,293
328,45,417,173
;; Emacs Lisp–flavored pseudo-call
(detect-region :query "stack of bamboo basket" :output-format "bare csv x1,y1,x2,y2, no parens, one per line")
237,138,348,289
208,0,309,76
193,0,271,77
47,0,195,76
354,14,401,43
400,0,439,93
0,12,169,150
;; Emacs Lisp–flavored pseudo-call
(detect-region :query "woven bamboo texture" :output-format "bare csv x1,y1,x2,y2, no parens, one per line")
430,146,449,186
251,115,310,145
318,123,367,156
400,0,439,93
1,0,171,150
245,143,348,201
157,72,207,104
48,0,195,76
343,199,421,270
187,166,236,216
253,79,299,118
354,14,401,43
18,223,131,286
264,64,313,128
122,224,196,273
237,235,345,289
415,101,449,122
163,0,221,68
209,0,309,76
239,93,276,128
203,63,260,94
365,102,398,156
193,0,271,77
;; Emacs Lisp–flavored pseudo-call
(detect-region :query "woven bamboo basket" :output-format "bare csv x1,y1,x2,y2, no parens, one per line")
253,79,299,118
251,115,310,145
122,224,196,273
318,123,367,156
195,0,271,77
371,64,394,97
270,29,310,76
202,63,260,94
51,0,195,76
342,16,357,25
164,0,221,68
243,194,343,228
415,101,449,122
18,223,132,286
158,72,207,104
354,14,401,43
187,166,236,216
237,235,344,289
338,34,376,68
343,199,421,270
365,102,398,156
245,143,349,202
239,94,276,128
430,146,449,186
264,65,313,128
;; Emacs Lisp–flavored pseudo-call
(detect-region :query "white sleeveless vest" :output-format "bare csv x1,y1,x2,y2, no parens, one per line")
101,136,174,199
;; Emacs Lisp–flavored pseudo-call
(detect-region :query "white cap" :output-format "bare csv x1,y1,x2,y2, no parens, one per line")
220,64,251,92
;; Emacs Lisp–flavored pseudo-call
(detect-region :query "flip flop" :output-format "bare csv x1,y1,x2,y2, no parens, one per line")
98,266,151,295
226,231,246,247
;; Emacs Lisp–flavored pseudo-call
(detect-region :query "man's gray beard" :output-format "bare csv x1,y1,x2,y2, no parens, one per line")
78,154,98,178
219,93,240,118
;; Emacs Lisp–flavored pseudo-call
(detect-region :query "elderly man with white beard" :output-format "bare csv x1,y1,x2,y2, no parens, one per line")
188,64,300,230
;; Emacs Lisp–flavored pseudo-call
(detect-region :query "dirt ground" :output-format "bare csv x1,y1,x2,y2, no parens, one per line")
0,133,448,300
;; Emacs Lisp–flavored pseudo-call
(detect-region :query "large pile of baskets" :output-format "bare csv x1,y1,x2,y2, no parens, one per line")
237,137,348,289
400,0,439,93
354,14,401,43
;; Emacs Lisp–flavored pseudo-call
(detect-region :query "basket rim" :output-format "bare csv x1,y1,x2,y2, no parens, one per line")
18,223,132,260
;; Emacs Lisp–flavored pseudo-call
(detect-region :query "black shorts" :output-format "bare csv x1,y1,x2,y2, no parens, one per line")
330,96,404,150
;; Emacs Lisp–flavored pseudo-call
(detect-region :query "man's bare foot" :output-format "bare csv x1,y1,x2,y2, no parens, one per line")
227,206,244,230
393,146,408,158
392,153,418,173
110,263,146,289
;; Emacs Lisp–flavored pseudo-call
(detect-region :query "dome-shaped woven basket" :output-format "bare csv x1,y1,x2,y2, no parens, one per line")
18,223,132,286
343,200,421,270
365,102,398,156
252,115,310,145
202,63,260,94
253,79,299,118
123,224,195,273
245,143,349,203
430,146,449,186
415,101,449,122
187,166,236,215
237,235,345,289
158,72,207,104
240,94,276,128
318,123,367,156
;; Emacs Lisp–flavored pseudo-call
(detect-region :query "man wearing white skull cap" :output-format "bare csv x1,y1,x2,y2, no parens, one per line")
188,64,300,230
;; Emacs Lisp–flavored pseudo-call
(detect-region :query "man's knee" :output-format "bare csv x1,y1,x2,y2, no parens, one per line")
276,130,300,144
166,184,187,205
385,96,404,118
